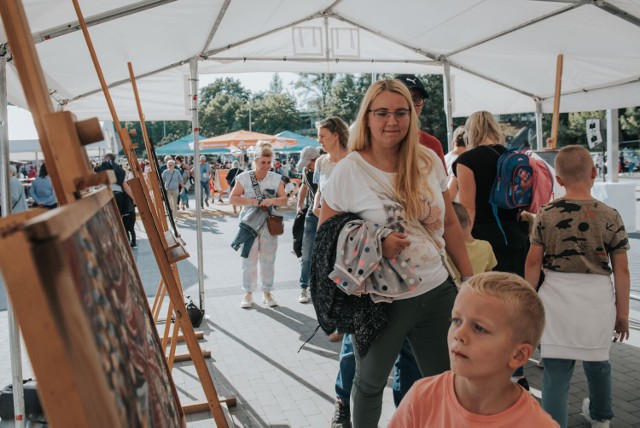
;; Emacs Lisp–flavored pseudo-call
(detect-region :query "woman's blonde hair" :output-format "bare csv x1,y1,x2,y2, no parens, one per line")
316,116,350,149
349,79,434,222
253,144,273,164
465,111,505,148
452,126,467,148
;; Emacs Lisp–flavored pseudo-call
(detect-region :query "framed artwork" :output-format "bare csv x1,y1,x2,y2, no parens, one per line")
0,188,184,427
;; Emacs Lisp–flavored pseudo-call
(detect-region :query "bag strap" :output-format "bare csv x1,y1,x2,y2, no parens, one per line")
301,168,315,202
249,172,264,203
12,187,24,210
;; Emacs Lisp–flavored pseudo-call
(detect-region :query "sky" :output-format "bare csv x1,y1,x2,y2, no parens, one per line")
7,72,299,141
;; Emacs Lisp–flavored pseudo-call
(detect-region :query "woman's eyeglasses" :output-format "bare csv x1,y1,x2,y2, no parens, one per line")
368,109,411,120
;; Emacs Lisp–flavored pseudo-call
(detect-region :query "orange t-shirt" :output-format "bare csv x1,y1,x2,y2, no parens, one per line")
388,371,558,428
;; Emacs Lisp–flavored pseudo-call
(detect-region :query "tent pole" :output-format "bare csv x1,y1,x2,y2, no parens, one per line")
606,109,619,184
442,61,454,152
190,57,205,310
0,47,26,428
534,99,543,151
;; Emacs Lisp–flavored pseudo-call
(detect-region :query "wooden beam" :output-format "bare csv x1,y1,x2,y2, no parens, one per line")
549,54,563,149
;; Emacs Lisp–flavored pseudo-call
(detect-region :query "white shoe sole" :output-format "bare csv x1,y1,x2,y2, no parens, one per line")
263,299,278,307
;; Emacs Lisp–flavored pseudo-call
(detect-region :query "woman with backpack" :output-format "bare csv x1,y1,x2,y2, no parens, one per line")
452,110,532,390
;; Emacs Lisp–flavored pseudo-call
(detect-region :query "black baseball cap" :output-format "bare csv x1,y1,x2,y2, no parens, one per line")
395,74,428,100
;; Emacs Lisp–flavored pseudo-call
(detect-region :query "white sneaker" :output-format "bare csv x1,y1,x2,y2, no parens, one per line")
240,292,253,308
582,398,611,428
299,288,310,303
262,292,278,307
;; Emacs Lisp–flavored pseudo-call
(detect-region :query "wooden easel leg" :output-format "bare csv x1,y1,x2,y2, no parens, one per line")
161,302,174,351
151,279,165,323
167,315,180,370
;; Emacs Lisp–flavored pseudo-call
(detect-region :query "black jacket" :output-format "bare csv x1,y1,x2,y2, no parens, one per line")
310,213,389,358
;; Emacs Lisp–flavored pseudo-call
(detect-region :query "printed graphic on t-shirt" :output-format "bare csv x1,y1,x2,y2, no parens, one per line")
533,199,629,275
378,194,442,268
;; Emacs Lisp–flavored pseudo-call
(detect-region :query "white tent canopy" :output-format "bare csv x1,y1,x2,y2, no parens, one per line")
1,0,639,121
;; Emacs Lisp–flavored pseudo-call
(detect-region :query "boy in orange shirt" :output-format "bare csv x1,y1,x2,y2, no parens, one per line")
389,272,558,427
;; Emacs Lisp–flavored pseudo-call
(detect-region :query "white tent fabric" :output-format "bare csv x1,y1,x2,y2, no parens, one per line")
1,0,639,120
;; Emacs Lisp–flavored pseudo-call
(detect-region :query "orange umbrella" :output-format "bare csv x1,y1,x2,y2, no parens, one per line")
198,130,296,151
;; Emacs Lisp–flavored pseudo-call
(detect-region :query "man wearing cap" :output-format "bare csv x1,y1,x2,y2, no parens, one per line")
198,155,211,208
395,74,446,169
295,146,321,304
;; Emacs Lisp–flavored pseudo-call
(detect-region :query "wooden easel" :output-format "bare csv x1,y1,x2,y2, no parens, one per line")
0,1,186,425
67,0,234,421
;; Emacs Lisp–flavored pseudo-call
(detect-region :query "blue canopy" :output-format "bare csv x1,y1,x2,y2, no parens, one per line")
274,131,319,153
155,133,230,155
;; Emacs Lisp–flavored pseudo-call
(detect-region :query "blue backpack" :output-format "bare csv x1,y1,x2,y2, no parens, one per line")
489,148,534,243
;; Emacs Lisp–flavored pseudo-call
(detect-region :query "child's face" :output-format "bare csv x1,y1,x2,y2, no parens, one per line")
447,286,521,380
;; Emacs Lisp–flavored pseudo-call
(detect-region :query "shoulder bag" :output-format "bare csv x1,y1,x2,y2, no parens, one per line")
249,172,284,236
351,155,461,287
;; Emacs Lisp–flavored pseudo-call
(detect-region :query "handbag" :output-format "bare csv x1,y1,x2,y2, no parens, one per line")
249,172,284,236
0,379,44,420
266,213,284,236
351,155,461,287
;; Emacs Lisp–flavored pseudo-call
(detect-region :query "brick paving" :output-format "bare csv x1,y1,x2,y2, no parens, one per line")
1,178,639,427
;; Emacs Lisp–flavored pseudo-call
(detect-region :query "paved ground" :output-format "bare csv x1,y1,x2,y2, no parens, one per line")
1,176,640,427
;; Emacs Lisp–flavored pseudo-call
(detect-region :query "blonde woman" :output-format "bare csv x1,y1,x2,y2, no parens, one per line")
452,111,530,276
312,116,350,218
445,126,468,201
319,79,472,427
230,145,288,308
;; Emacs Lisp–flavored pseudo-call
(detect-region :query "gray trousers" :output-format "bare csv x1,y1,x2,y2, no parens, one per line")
351,279,457,427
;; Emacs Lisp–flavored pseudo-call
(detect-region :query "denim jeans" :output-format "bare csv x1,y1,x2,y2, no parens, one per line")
335,333,355,403
542,358,613,428
299,212,318,289
392,340,422,407
199,181,209,207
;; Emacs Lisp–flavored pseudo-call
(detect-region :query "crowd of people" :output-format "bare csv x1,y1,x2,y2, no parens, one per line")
237,74,628,428
4,74,631,428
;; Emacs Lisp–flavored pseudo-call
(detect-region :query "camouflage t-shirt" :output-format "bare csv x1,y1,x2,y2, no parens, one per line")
531,198,629,275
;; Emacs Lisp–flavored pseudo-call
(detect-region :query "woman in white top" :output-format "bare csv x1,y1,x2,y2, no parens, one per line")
230,145,288,308
319,79,473,427
445,126,467,201
312,116,350,218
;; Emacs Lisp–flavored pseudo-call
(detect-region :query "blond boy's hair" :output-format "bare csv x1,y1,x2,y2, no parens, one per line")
452,202,470,229
464,272,545,347
554,145,594,185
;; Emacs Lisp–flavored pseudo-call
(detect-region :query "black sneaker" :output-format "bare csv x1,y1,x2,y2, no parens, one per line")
516,377,530,391
331,399,351,428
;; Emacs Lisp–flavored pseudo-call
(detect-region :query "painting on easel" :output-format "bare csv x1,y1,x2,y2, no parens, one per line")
0,188,184,427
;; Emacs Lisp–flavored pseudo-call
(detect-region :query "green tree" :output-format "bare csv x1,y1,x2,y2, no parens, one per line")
199,77,249,106
620,107,640,141
269,73,284,94
199,92,246,136
249,93,303,134
325,74,364,124
294,73,337,117
121,120,191,157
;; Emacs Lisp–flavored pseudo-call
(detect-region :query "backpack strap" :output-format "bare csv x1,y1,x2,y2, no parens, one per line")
487,145,509,245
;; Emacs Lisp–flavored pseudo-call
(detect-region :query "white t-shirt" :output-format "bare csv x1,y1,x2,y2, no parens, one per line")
313,154,340,193
235,171,282,223
323,151,450,296
444,152,459,177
